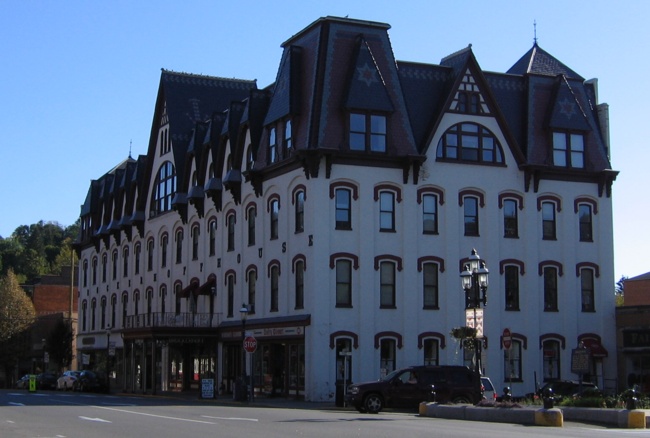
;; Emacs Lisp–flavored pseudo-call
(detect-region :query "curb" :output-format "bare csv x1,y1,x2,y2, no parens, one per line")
419,402,649,428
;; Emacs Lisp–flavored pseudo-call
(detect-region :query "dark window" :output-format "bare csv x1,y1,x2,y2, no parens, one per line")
423,263,439,309
336,259,352,307
542,202,557,240
192,226,199,260
422,194,438,234
269,128,278,163
581,269,595,312
101,254,106,283
147,240,154,271
284,120,292,153
123,247,129,277
295,261,304,309
380,339,396,373
175,230,183,264
174,284,181,315
349,113,386,152
247,207,256,246
227,214,235,251
436,123,504,164
504,265,519,310
379,191,395,231
227,276,234,317
504,340,522,380
247,270,256,315
112,251,118,280
295,191,305,233
209,220,217,256
464,197,479,236
543,267,558,311
579,204,593,242
553,132,584,168
161,234,168,268
379,261,396,308
335,189,352,230
423,339,439,366
270,199,279,240
503,199,518,238
270,265,279,312
542,340,561,381
134,244,141,275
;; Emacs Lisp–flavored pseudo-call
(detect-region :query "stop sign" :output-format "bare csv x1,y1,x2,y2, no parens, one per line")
243,336,257,353
502,328,512,350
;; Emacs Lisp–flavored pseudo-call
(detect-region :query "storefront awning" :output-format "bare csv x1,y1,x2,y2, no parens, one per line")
195,277,216,297
582,338,608,358
179,281,198,298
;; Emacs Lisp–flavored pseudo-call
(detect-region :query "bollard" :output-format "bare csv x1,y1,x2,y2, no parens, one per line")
542,387,554,409
625,387,638,411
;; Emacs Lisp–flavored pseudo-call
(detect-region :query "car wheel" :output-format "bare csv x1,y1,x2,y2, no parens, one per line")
363,393,383,414
452,395,471,404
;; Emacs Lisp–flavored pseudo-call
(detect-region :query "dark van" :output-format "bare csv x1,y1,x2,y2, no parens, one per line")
346,365,482,413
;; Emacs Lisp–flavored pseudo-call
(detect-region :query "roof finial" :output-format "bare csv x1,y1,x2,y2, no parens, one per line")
129,140,132,159
533,19,538,45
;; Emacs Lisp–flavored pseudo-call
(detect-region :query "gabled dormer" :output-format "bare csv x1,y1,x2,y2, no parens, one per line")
429,45,525,167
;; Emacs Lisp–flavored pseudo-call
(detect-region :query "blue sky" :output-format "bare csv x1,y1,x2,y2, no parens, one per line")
1,1,648,282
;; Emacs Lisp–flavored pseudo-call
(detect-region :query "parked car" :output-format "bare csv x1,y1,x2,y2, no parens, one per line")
346,365,482,413
15,374,31,389
536,380,601,399
73,371,107,393
36,372,58,390
57,371,81,390
481,376,496,401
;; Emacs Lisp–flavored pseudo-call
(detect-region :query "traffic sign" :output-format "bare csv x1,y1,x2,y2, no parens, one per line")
502,328,512,350
243,336,257,353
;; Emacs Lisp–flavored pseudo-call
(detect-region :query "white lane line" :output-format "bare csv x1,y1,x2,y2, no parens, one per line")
93,405,217,424
79,416,111,423
201,415,259,422
8,402,25,406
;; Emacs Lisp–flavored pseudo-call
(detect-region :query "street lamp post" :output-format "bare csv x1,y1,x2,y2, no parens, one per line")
460,249,489,376
239,305,249,401
106,325,112,394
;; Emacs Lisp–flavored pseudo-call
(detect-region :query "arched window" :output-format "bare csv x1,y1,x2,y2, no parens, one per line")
436,123,504,164
150,161,176,216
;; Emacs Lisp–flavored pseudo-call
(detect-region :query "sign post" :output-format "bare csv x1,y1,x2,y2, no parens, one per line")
502,328,512,389
243,336,257,402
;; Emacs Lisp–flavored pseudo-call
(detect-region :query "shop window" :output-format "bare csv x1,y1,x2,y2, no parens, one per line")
504,340,522,381
380,338,396,375
542,340,561,381
423,339,439,366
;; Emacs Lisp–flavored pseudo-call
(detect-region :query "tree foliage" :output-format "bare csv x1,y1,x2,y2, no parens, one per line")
0,220,79,283
0,269,36,343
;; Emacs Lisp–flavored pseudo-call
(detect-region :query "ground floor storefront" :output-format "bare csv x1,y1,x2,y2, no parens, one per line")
77,314,310,398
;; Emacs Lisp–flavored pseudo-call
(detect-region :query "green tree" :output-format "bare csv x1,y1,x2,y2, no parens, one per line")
0,269,36,386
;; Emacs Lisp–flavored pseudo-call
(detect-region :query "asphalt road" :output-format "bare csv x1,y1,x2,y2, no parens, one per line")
0,389,646,438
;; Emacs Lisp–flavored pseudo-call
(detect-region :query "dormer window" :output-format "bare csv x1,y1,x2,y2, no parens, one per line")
436,123,504,164
349,113,386,152
552,132,584,168
269,128,278,163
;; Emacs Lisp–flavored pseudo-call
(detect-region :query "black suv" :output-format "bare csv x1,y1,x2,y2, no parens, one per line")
346,365,482,413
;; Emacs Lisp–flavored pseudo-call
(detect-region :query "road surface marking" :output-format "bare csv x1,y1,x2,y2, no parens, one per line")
79,416,111,423
201,415,259,422
94,406,217,424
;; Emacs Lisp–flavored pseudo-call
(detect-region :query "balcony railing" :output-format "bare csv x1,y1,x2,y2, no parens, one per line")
124,312,221,329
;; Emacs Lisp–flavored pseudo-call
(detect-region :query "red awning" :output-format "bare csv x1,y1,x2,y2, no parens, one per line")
582,338,608,358
179,282,198,298
195,277,216,296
